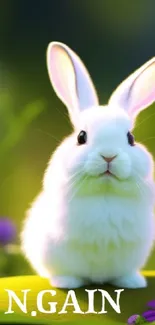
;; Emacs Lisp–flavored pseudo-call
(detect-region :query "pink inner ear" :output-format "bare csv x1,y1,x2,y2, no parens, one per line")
109,57,155,118
129,90,155,116
48,45,78,109
128,64,155,116
47,42,99,115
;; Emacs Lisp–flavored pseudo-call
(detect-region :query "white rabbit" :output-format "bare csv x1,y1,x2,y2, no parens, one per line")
21,42,155,289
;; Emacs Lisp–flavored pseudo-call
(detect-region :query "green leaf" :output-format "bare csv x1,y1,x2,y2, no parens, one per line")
0,99,46,158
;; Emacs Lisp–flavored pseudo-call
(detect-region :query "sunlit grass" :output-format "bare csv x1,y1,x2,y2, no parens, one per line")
0,274,154,324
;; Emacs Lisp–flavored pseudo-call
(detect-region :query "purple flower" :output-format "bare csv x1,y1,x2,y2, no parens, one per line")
142,310,155,322
127,315,141,324
0,218,16,245
147,300,155,310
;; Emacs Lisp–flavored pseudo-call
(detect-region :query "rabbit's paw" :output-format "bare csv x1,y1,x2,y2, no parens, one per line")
50,275,85,289
109,272,147,289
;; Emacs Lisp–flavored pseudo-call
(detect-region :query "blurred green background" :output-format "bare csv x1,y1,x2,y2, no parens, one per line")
0,0,155,276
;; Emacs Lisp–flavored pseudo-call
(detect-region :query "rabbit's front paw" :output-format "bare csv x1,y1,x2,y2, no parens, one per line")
50,275,86,289
109,272,147,289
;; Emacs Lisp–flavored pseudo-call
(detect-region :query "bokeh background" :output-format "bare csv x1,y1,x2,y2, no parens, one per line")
0,0,155,277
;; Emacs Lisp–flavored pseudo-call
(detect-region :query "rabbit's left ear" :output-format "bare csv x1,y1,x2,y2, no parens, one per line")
47,42,99,127
109,57,155,119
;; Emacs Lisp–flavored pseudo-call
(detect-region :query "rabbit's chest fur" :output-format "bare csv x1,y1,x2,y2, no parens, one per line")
44,192,155,280
22,183,155,280
65,195,154,245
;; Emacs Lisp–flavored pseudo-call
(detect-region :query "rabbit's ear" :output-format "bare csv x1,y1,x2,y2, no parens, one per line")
109,57,155,119
47,42,99,126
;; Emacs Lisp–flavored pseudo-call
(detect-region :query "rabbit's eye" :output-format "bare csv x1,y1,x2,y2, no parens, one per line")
77,130,87,145
127,131,135,146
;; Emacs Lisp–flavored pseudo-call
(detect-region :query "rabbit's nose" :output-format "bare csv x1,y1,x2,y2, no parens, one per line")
101,155,117,163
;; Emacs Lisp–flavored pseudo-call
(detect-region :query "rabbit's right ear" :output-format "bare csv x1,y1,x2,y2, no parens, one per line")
47,42,99,127
109,57,155,120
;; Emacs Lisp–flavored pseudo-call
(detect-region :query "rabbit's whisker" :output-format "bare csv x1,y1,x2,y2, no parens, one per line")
68,168,84,181
135,171,150,186
140,136,155,143
134,110,155,131
54,105,72,127
68,174,89,203
135,182,144,197
133,171,150,198
67,168,85,192
36,129,62,145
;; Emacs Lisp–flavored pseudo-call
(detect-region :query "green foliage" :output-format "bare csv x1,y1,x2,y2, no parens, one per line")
0,89,46,279
135,316,147,324
0,90,46,160
0,245,34,277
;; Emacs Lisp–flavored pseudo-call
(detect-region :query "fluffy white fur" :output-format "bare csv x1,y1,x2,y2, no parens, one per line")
21,42,155,289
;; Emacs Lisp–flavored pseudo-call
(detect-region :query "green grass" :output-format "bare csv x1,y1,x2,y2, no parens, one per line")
0,274,155,324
